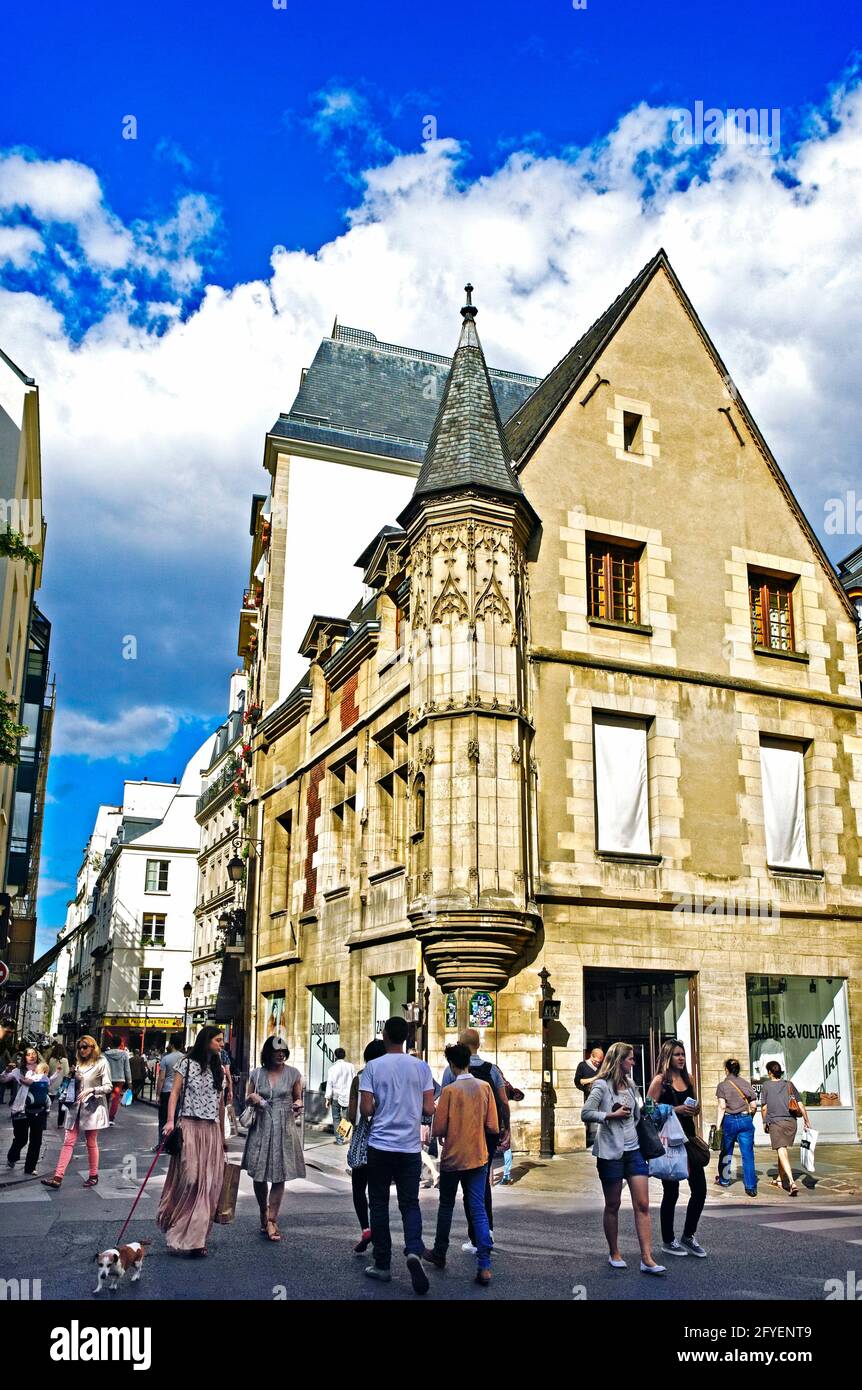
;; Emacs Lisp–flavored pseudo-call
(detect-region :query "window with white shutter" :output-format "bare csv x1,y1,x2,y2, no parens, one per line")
593,714,651,855
760,738,811,870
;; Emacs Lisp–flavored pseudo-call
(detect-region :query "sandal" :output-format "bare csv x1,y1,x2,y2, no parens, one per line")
265,1218,282,1242
83,1175,99,1188
789,1183,799,1196
41,1176,62,1188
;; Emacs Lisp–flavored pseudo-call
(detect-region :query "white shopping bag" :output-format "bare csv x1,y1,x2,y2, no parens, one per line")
648,1111,689,1181
800,1125,818,1173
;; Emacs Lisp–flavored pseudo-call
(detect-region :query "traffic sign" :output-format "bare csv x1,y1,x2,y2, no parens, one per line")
0,959,9,987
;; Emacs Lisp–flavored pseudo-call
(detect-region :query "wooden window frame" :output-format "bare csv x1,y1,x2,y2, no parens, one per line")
749,572,797,653
587,539,642,627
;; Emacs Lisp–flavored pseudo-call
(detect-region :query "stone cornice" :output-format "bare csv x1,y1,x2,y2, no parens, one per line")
531,647,862,713
322,620,381,690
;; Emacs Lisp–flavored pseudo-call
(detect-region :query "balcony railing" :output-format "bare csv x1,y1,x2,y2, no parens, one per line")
196,759,239,816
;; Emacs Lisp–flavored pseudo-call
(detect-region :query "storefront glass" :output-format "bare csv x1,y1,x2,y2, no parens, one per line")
372,972,415,1039
746,975,852,1106
308,983,340,1096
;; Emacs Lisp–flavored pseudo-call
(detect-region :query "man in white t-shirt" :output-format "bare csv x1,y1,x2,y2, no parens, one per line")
325,1048,356,1144
360,1016,435,1294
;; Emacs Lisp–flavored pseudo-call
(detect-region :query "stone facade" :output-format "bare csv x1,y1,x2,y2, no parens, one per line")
237,253,862,1153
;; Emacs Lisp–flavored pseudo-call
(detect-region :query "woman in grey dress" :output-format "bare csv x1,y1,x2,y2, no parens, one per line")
242,1034,305,1240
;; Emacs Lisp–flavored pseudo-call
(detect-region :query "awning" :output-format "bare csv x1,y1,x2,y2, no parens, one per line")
18,914,96,993
214,956,242,1025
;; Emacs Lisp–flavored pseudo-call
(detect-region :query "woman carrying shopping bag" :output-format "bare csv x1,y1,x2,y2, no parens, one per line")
714,1058,758,1197
41,1036,112,1189
582,1041,665,1276
647,1039,709,1259
761,1060,810,1195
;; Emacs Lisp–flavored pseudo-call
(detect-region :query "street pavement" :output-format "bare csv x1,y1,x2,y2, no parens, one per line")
2,1102,862,1301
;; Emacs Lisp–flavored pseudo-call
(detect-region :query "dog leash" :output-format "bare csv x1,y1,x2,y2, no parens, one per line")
115,1140,165,1246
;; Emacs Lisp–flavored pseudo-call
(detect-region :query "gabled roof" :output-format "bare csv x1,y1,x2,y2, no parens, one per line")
270,322,540,468
399,291,540,530
505,248,856,624
506,249,666,464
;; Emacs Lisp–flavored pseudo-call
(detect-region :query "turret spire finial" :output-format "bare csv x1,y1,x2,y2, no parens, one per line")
461,282,477,321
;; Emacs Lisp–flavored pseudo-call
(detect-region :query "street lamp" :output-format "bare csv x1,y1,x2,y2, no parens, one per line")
183,980,192,1046
539,967,559,1159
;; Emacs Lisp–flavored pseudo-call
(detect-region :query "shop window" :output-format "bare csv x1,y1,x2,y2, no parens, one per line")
593,713,652,856
749,571,796,653
760,737,811,870
747,975,852,1107
308,982,340,1097
587,539,642,626
372,971,415,1040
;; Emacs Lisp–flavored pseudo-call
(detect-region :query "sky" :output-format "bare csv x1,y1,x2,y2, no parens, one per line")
0,0,860,955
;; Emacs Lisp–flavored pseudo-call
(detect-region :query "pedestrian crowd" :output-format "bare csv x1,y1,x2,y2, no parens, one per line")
0,1012,815,1292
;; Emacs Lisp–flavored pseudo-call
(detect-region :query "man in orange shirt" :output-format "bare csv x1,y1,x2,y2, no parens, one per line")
424,1043,499,1286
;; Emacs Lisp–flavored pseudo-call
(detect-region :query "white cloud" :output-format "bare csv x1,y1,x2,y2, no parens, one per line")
52,705,182,761
0,224,43,267
37,876,70,900
1,77,861,742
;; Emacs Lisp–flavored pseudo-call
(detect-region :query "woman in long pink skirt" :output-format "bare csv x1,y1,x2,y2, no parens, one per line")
158,1026,227,1256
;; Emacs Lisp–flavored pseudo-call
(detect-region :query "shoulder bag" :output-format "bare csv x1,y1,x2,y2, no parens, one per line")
787,1081,802,1116
239,1068,260,1130
632,1087,665,1161
164,1059,189,1156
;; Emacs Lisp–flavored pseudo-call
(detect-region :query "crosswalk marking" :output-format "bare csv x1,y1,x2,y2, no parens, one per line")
763,1216,862,1233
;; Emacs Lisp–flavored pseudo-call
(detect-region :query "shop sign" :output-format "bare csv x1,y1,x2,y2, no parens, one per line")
105,1016,183,1029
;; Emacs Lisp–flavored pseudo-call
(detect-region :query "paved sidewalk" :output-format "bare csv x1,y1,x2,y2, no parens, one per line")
301,1134,862,1202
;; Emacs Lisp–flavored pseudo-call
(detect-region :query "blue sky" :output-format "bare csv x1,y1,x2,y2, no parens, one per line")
1,0,861,953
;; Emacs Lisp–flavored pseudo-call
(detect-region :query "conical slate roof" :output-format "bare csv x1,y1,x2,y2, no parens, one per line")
400,287,533,521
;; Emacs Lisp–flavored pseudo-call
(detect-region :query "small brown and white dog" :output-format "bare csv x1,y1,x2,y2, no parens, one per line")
93,1241,150,1293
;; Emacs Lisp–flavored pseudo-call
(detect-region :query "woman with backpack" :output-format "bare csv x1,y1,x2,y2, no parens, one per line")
2,1046,50,1174
761,1060,810,1195
41,1036,112,1188
582,1040,666,1276
158,1025,227,1255
647,1039,709,1259
714,1058,758,1196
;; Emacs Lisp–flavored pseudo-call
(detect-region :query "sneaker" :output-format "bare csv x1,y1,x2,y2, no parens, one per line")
499,1174,512,1185
406,1253,430,1295
681,1235,707,1258
745,1188,758,1198
661,1239,689,1256
608,1256,627,1269
422,1248,446,1269
364,1265,391,1283
640,1261,666,1276
353,1229,371,1254
461,1240,477,1254
475,1268,492,1287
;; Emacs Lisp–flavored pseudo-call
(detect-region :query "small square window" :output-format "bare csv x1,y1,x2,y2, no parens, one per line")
623,412,643,454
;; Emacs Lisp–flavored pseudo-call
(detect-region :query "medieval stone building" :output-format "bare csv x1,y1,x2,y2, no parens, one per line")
236,251,862,1151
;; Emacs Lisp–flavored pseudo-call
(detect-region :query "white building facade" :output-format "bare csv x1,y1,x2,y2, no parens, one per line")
63,737,214,1052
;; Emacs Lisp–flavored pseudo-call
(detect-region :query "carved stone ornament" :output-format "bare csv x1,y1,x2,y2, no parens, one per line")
511,747,522,763
421,745,435,765
431,571,469,622
467,740,480,764
359,807,368,826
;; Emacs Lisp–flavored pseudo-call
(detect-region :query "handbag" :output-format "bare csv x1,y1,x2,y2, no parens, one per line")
337,1117,353,1141
708,1123,723,1152
687,1134,711,1168
787,1082,802,1116
164,1059,189,1156
633,1091,665,1161
214,1161,241,1224
239,1104,257,1128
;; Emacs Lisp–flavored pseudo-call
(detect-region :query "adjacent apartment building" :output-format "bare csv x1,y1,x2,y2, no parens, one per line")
0,347,50,1004
235,251,862,1151
63,738,214,1051
191,671,246,1049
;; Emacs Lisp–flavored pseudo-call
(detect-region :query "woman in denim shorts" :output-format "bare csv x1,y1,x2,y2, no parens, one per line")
582,1042,665,1276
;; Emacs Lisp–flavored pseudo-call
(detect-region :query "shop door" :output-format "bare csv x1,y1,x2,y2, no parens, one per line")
584,970,693,1092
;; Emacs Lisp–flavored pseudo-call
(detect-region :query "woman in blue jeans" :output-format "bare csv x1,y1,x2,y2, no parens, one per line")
714,1058,758,1197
